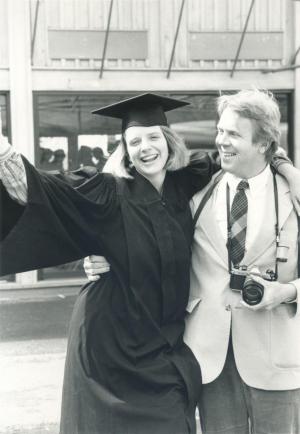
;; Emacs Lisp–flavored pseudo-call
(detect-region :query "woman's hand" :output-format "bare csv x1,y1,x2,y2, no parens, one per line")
83,255,111,281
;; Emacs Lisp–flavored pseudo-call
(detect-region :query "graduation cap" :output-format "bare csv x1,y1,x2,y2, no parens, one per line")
92,93,189,132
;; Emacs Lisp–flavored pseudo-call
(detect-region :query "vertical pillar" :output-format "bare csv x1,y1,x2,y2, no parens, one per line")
8,0,37,285
294,0,300,168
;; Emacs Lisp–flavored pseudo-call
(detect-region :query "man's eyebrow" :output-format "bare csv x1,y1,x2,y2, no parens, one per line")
147,131,160,136
217,125,239,134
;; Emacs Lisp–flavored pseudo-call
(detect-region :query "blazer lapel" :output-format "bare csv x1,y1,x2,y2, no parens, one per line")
243,174,293,266
198,196,229,267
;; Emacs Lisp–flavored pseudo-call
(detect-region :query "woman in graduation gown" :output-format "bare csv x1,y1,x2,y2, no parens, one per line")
0,93,296,434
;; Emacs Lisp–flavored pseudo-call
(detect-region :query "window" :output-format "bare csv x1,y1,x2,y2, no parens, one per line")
34,93,129,281
168,92,291,154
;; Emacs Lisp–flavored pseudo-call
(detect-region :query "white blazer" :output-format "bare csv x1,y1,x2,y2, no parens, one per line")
184,172,300,390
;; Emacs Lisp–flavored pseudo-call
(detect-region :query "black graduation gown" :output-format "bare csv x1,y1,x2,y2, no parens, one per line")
0,155,215,434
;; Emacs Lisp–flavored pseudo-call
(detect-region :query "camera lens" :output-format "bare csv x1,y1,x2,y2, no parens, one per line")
242,279,264,305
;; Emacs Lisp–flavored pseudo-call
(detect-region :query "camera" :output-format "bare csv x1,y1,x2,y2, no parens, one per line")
230,266,276,306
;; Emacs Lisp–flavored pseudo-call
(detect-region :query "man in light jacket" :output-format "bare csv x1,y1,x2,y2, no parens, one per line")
184,89,300,434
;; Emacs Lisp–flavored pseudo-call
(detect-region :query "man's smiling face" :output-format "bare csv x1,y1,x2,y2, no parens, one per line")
216,107,267,179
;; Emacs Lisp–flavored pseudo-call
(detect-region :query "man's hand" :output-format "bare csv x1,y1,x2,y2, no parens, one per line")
83,255,111,281
240,274,297,311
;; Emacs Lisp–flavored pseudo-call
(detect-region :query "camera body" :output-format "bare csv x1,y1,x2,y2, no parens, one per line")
230,266,276,305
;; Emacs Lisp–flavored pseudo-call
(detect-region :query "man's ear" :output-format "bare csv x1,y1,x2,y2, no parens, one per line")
258,142,269,154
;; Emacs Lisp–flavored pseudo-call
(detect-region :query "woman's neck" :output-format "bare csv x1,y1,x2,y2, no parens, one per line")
145,171,166,195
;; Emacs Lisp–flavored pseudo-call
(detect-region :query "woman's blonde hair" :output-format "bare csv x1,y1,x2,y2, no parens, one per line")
103,125,189,178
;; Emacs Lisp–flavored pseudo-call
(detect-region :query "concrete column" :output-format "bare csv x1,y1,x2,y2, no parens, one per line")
294,0,300,168
7,0,37,285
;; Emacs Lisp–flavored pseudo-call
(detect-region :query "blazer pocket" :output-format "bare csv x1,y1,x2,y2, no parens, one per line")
186,297,202,314
270,304,300,369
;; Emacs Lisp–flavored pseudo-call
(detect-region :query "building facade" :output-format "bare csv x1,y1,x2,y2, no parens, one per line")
1,0,300,288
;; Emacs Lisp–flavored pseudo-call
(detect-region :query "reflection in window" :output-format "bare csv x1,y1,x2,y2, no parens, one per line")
39,137,68,171
78,135,109,171
169,93,290,152
169,94,218,150
34,94,129,281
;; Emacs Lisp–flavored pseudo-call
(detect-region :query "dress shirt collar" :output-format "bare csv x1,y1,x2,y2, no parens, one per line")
224,164,272,195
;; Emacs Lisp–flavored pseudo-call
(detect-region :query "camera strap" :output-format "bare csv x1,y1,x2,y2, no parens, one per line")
226,168,279,278
298,215,300,277
193,171,225,229
272,167,279,279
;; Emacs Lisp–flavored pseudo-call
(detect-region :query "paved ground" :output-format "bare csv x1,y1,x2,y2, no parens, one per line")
0,286,201,434
0,339,65,434
0,286,76,434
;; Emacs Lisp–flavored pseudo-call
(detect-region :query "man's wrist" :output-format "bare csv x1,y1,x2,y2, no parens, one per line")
283,283,297,303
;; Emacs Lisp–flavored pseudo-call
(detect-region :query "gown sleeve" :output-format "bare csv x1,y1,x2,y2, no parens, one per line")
0,156,117,276
175,148,292,201
173,150,220,200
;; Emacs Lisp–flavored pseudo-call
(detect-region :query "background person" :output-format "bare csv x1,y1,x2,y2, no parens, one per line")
52,148,66,171
78,144,93,167
92,146,107,171
39,147,54,170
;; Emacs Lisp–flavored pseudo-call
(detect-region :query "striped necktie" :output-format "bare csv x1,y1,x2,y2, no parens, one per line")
230,179,249,266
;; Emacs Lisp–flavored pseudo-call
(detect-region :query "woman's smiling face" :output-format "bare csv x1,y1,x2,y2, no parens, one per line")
125,125,169,184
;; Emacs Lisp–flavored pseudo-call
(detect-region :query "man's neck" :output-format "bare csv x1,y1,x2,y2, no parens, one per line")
226,164,271,192
230,162,268,180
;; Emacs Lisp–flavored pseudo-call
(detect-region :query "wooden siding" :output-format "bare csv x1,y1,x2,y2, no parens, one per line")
189,32,284,60
28,0,292,70
48,29,148,60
